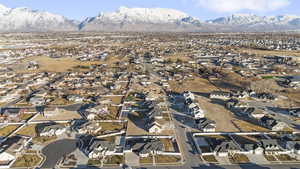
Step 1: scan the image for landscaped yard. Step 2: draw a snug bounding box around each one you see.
[0,125,19,137]
[229,154,250,164]
[275,154,298,161]
[140,155,153,164]
[155,155,181,164]
[104,155,124,165]
[202,155,218,163]
[12,154,42,167]
[160,138,174,152]
[98,122,124,131]
[87,159,101,166]
[264,155,277,161]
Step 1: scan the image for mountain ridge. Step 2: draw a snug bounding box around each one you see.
[0,4,300,32]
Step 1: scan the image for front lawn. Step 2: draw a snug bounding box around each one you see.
[202,155,218,163]
[87,159,101,166]
[140,155,153,164]
[264,155,277,161]
[275,154,298,161]
[155,155,181,164]
[229,154,250,164]
[104,155,124,165]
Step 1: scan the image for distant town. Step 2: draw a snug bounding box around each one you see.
[0,32,299,169]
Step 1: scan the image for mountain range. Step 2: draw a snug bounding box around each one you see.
[0,4,300,32]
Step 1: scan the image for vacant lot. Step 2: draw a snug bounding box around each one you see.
[169,77,218,94]
[32,109,81,121]
[237,48,300,57]
[232,119,269,132]
[196,96,239,132]
[16,56,102,73]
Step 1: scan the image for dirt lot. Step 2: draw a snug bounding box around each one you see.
[169,77,218,94]
[232,119,269,132]
[236,48,300,57]
[14,55,126,73]
[14,56,100,73]
[32,109,81,121]
[196,96,239,132]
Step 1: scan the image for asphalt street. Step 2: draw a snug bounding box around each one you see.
[41,139,77,168]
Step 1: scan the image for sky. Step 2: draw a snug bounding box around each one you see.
[0,0,299,21]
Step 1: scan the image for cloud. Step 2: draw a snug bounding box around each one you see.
[195,0,290,12]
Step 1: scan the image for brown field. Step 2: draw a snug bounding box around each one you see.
[15,56,102,73]
[32,109,81,121]
[237,48,300,57]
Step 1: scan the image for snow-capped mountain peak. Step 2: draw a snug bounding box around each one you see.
[0,4,10,14]
[79,7,202,31]
[0,3,77,32]
[209,13,300,26]
[94,6,190,24]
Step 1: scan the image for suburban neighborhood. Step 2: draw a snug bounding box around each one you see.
[0,31,299,169]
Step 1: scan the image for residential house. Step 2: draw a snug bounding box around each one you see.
[242,144,264,155]
[77,122,102,135]
[285,141,300,155]
[83,105,109,120]
[129,139,163,157]
[196,118,216,132]
[28,96,46,106]
[260,139,283,155]
[210,91,231,100]
[289,76,300,88]
[83,137,117,159]
[67,94,84,103]
[37,124,67,137]
[260,116,289,131]
[0,135,31,168]
[148,121,163,133]
[214,141,242,157]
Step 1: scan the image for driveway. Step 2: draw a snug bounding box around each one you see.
[41,139,77,168]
